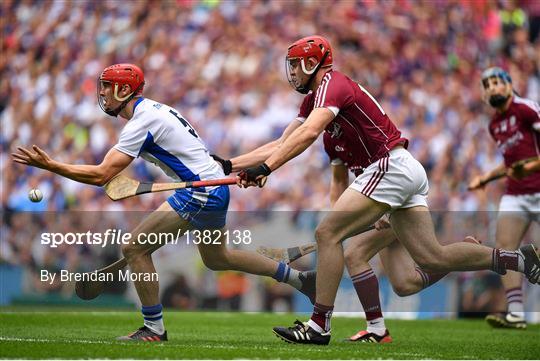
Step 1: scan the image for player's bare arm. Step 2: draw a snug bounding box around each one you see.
[265,108,334,171]
[229,119,302,172]
[508,158,540,179]
[12,146,133,186]
[468,163,506,190]
[237,108,334,188]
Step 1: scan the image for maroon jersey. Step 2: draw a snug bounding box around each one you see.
[324,135,363,175]
[297,70,407,170]
[489,96,540,195]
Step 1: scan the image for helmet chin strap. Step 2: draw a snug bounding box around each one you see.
[295,51,329,94]
[114,84,133,102]
[104,83,143,117]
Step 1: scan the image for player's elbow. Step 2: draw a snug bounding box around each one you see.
[95,163,121,186]
[94,178,108,187]
[302,128,320,143]
[94,172,114,187]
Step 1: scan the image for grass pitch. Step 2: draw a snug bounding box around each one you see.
[0,310,539,359]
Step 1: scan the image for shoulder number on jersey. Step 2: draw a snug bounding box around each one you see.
[169,109,199,138]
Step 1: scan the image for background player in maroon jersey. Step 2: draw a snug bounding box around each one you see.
[237,35,540,345]
[469,67,540,330]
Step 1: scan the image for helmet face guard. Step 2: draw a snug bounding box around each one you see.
[97,80,144,117]
[285,36,333,94]
[97,64,145,117]
[286,51,329,94]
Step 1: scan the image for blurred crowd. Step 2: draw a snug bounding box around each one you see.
[1,0,539,308]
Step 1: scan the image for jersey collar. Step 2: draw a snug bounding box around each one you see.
[133,97,144,112]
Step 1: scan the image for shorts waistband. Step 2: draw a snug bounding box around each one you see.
[363,146,409,172]
[388,146,408,156]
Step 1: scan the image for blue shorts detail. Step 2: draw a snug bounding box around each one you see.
[167,185,230,229]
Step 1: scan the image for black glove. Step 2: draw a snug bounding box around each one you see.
[211,154,232,175]
[238,163,272,187]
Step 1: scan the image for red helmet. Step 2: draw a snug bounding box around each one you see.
[98,64,145,116]
[99,63,145,99]
[287,35,332,68]
[286,35,333,94]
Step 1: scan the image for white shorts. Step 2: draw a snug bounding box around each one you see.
[349,148,429,210]
[498,193,540,223]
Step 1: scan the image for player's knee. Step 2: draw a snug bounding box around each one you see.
[315,223,338,245]
[392,284,416,297]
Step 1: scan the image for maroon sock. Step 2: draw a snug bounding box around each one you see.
[310,303,334,332]
[492,249,519,274]
[351,269,383,321]
[415,267,447,290]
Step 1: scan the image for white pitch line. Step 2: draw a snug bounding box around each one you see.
[0,311,134,316]
[0,336,449,357]
[0,336,272,351]
[0,336,128,346]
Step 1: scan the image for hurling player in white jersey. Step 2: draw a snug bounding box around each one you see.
[12,64,316,342]
[469,67,540,329]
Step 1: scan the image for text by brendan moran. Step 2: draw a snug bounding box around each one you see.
[40,270,158,284]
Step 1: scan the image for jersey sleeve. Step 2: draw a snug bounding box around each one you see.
[114,120,149,158]
[296,93,315,123]
[313,73,354,116]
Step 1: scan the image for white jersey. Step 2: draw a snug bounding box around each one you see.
[114,98,224,182]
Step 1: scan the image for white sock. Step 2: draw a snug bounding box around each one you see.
[506,286,525,318]
[285,268,302,289]
[273,263,302,289]
[144,318,165,335]
[366,317,386,336]
[307,319,325,334]
[142,304,165,335]
[508,303,525,318]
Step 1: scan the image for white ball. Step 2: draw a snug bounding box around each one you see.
[28,189,43,203]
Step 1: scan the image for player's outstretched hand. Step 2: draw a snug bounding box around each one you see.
[467,175,486,191]
[237,163,271,188]
[12,145,53,170]
[505,156,540,180]
[507,164,525,180]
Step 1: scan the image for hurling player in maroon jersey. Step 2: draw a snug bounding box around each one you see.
[236,35,540,345]
[214,108,481,343]
[469,67,540,330]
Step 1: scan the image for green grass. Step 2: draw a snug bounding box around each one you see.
[0,310,539,359]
